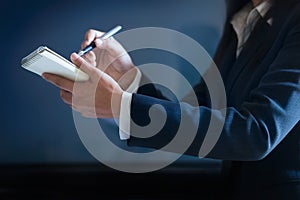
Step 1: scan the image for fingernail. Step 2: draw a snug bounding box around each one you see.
[71,52,80,60]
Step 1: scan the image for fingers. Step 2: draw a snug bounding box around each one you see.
[60,90,72,105]
[42,73,74,92]
[83,51,96,66]
[70,53,102,79]
[82,28,128,58]
[82,29,105,49]
[94,37,127,58]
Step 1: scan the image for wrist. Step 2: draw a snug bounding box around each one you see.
[111,89,123,118]
[118,67,139,91]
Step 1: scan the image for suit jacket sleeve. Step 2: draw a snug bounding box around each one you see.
[137,66,210,106]
[127,15,300,161]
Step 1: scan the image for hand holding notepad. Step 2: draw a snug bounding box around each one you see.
[21,25,122,82]
[21,46,89,81]
[21,25,133,119]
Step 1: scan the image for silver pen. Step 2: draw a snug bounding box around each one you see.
[78,25,122,56]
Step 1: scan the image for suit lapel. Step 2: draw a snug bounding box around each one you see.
[226,8,283,96]
[235,17,270,70]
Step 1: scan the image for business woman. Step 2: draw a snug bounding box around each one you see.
[43,0,300,198]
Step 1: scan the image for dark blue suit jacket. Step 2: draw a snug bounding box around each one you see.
[127,1,300,199]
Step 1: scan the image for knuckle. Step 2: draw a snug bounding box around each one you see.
[85,29,95,40]
[86,29,95,35]
[81,41,87,49]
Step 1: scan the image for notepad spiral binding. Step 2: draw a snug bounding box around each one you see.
[22,54,43,67]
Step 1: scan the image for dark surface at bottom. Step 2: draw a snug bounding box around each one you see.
[0,162,226,199]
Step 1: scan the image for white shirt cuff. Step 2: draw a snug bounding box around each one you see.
[119,92,133,140]
[118,68,141,140]
[125,68,142,93]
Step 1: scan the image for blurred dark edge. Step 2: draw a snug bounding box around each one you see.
[0,161,226,199]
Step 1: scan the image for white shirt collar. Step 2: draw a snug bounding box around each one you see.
[231,0,272,30]
[230,1,272,57]
[256,1,272,18]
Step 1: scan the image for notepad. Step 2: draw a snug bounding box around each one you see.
[21,46,89,81]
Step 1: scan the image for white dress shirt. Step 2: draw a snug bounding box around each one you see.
[231,1,271,56]
[118,0,272,140]
[118,69,141,140]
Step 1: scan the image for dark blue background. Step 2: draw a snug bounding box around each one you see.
[0,0,226,165]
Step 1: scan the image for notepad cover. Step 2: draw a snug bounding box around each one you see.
[21,46,89,81]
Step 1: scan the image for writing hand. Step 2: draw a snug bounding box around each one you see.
[81,29,138,90]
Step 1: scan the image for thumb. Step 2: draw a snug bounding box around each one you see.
[70,53,98,78]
